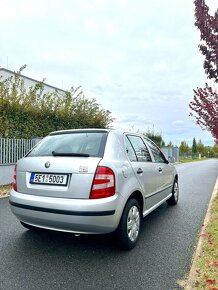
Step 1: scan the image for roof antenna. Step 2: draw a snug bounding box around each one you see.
[6,56,8,69]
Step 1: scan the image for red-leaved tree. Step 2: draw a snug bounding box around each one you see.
[190,0,218,144]
[190,83,218,141]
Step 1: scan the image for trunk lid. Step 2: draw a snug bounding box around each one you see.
[17,156,101,199]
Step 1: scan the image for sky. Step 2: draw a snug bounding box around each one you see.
[0,0,217,146]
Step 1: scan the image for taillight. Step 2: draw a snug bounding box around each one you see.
[90,166,115,199]
[12,164,17,191]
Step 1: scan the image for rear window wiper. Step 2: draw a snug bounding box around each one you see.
[52,151,90,157]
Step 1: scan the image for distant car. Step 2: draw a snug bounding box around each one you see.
[10,129,179,250]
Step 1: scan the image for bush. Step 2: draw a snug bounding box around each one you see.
[0,66,114,138]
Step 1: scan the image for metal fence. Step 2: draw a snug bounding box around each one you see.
[161,146,180,163]
[0,138,35,165]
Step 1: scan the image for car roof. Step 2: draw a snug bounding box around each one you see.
[49,128,151,140]
[49,128,112,136]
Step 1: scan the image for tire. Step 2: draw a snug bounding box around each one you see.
[20,221,38,231]
[116,198,141,250]
[167,179,179,205]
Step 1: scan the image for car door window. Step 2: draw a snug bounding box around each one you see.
[126,135,152,162]
[125,137,137,161]
[145,139,166,163]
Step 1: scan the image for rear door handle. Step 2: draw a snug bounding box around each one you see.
[158,167,163,173]
[137,168,143,174]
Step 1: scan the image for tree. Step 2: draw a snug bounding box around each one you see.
[213,144,218,157]
[144,128,165,147]
[190,0,218,144]
[192,137,197,154]
[190,84,218,143]
[204,145,214,158]
[194,0,218,81]
[179,141,189,155]
[197,139,205,155]
[167,141,174,147]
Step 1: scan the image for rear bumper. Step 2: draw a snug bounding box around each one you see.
[9,189,125,234]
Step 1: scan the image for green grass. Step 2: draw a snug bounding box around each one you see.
[193,195,218,289]
[179,158,209,163]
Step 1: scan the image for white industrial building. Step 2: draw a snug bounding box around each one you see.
[0,67,66,95]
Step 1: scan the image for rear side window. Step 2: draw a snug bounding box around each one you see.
[27,132,108,158]
[145,139,167,163]
[126,135,152,162]
[125,137,137,162]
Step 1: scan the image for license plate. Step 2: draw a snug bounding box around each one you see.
[30,173,68,186]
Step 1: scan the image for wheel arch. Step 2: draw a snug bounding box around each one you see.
[126,190,144,217]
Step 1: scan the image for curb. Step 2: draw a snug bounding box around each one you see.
[183,177,218,289]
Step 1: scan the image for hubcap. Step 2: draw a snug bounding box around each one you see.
[127,205,140,242]
[174,182,179,200]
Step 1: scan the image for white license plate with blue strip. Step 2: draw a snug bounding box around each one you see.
[30,173,68,186]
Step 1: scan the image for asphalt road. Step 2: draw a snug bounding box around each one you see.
[0,159,218,290]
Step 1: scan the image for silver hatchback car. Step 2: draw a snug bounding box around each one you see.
[10,129,179,249]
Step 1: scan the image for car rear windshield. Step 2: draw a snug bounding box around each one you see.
[27,132,108,158]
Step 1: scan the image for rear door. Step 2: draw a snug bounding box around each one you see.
[125,135,159,209]
[144,138,173,195]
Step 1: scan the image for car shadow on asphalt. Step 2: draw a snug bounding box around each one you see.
[12,201,179,256]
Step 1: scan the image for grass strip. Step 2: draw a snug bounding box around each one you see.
[193,195,218,289]
[0,184,12,198]
[179,158,209,163]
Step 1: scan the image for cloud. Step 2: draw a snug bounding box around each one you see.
[0,0,215,146]
[172,120,185,126]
